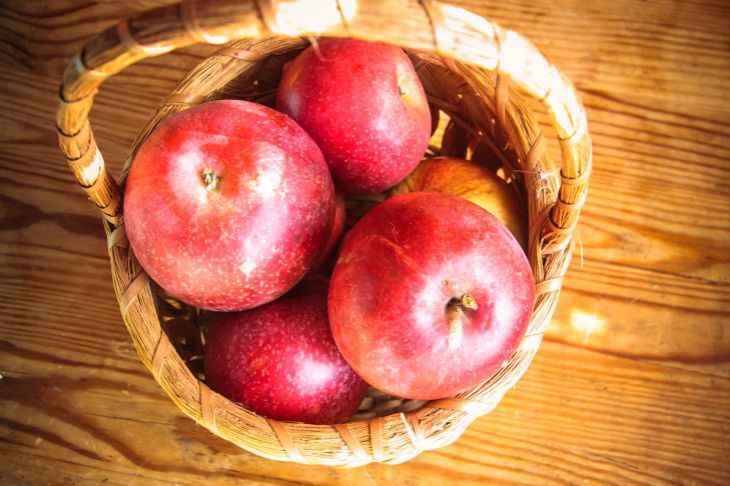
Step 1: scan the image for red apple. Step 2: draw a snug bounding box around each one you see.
[124,100,335,311]
[204,281,368,424]
[390,157,528,248]
[276,38,431,196]
[329,192,534,400]
[312,194,346,269]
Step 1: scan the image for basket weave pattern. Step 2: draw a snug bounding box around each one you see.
[56,0,590,467]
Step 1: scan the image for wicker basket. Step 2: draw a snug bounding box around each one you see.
[56,0,590,467]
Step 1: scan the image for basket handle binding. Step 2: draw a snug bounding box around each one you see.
[56,0,591,465]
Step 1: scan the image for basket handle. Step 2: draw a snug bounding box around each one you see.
[57,0,590,246]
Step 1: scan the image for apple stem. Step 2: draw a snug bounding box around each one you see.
[447,313,463,352]
[446,294,478,351]
[201,167,220,191]
[458,294,478,311]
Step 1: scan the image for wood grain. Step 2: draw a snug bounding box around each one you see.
[1,0,729,484]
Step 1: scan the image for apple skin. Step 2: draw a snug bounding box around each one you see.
[312,194,346,269]
[124,100,335,311]
[328,192,534,400]
[204,281,368,424]
[276,38,431,196]
[390,157,528,248]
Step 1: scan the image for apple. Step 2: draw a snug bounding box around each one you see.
[276,38,431,196]
[124,100,335,311]
[328,192,534,400]
[390,157,527,248]
[204,280,368,424]
[312,194,346,269]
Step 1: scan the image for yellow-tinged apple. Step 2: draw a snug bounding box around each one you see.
[390,156,527,248]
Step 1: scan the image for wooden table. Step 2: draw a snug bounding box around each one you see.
[1,0,729,484]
